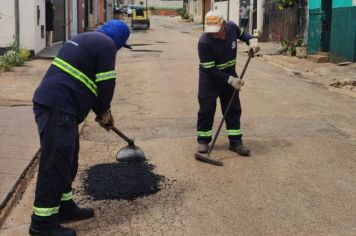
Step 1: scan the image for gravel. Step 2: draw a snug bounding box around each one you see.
[82,162,165,201]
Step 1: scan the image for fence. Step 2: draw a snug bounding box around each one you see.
[261,0,307,42]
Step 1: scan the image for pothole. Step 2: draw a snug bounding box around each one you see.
[82,162,166,201]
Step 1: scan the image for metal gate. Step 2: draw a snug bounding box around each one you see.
[261,0,307,42]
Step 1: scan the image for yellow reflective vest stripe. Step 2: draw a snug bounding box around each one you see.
[33,206,60,217]
[200,61,215,69]
[95,71,116,82]
[216,59,236,70]
[226,129,242,136]
[61,191,73,201]
[198,130,213,137]
[52,57,98,96]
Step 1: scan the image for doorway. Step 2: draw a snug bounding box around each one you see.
[52,0,66,43]
[320,0,332,52]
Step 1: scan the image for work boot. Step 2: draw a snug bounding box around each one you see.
[29,214,76,236]
[29,225,76,236]
[59,200,94,223]
[229,144,251,156]
[197,143,209,154]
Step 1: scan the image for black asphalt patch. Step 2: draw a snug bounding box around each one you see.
[83,162,165,201]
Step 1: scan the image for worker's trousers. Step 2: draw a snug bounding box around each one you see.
[197,83,243,146]
[32,103,79,225]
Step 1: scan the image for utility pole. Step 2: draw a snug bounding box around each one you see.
[14,0,20,49]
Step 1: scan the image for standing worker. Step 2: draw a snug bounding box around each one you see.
[239,1,250,31]
[197,11,259,156]
[29,20,132,236]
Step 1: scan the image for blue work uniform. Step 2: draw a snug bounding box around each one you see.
[31,31,119,227]
[197,21,252,146]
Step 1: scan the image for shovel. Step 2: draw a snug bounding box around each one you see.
[111,126,146,163]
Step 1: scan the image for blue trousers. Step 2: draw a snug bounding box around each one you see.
[197,83,242,146]
[33,103,79,214]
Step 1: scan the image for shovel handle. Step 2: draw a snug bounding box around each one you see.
[111,126,135,146]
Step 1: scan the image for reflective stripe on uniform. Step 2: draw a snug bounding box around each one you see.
[33,206,60,217]
[52,57,98,96]
[226,129,242,136]
[216,59,236,70]
[61,191,73,201]
[95,71,116,82]
[200,61,215,69]
[198,130,212,137]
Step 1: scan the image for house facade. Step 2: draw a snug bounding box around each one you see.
[308,0,356,62]
[0,0,46,54]
[0,0,115,55]
[187,0,265,36]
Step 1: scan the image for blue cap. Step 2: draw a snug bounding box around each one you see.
[97,20,131,50]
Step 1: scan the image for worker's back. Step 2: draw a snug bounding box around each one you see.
[33,32,117,123]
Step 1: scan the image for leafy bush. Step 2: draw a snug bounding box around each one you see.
[274,0,296,10]
[176,7,190,20]
[182,12,190,20]
[281,38,303,56]
[0,46,31,73]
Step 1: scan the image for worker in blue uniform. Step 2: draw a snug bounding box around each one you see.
[29,20,131,236]
[197,11,259,156]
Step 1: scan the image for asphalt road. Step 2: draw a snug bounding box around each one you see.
[1,16,356,236]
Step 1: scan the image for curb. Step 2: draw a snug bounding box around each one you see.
[0,120,86,227]
[0,149,40,227]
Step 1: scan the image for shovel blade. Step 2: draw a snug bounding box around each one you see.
[116,145,146,163]
[195,153,223,166]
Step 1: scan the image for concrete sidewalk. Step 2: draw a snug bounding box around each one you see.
[0,59,51,226]
[0,44,61,224]
[0,106,39,224]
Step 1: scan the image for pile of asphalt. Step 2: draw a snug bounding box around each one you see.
[83,162,165,201]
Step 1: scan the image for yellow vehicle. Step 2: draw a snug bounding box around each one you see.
[131,6,150,30]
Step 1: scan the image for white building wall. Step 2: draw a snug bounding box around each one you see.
[0,0,45,53]
[193,0,203,23]
[256,0,264,36]
[0,1,16,48]
[188,0,195,17]
[213,1,228,20]
[228,0,239,25]
[19,0,46,54]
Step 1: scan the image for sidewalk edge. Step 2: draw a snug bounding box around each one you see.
[0,149,40,227]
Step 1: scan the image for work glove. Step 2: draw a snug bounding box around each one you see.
[248,39,260,57]
[95,109,114,131]
[228,76,244,90]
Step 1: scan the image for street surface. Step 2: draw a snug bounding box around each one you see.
[1,16,356,235]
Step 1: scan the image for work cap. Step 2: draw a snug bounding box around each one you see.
[97,20,132,50]
[204,11,224,33]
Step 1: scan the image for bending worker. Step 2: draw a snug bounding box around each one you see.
[197,11,259,156]
[30,20,131,236]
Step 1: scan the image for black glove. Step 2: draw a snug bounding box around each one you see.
[95,109,114,131]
